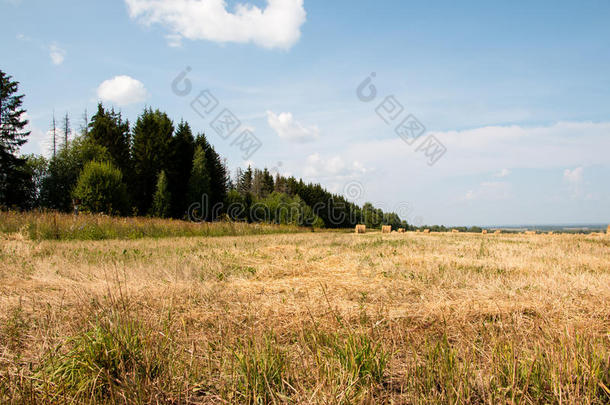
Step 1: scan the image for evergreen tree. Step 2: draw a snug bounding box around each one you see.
[274,173,287,194]
[151,170,171,218]
[261,168,274,197]
[195,133,228,218]
[0,70,31,207]
[238,166,253,195]
[166,121,195,218]
[131,108,173,215]
[88,103,131,174]
[187,145,210,219]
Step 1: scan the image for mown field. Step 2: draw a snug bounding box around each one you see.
[1,227,609,403]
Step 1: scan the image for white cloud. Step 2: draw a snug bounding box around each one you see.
[563,167,583,184]
[495,168,511,177]
[125,0,307,49]
[563,166,585,198]
[49,43,66,65]
[462,181,511,201]
[267,110,319,143]
[97,75,149,106]
[338,121,609,178]
[303,153,368,179]
[165,34,183,48]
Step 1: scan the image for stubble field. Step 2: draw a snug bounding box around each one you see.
[1,229,609,403]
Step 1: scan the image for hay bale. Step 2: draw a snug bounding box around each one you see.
[525,231,536,235]
[548,231,554,235]
[451,229,459,233]
[423,229,430,234]
[482,229,488,234]
[398,228,405,233]
[494,230,501,235]
[355,224,366,234]
[381,225,392,234]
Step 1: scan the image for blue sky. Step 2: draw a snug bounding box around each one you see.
[2,0,609,226]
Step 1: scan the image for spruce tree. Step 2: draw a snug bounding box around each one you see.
[261,168,274,197]
[195,133,228,218]
[131,108,173,215]
[0,70,31,207]
[166,121,195,218]
[187,145,210,219]
[238,166,253,195]
[88,103,130,174]
[151,170,171,218]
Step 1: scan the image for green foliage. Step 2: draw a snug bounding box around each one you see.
[151,170,171,218]
[226,189,248,221]
[0,70,31,208]
[72,161,129,215]
[35,312,166,402]
[23,154,48,208]
[330,333,388,385]
[87,103,131,174]
[195,133,228,219]
[131,108,174,215]
[166,121,195,218]
[187,145,210,219]
[41,136,111,211]
[234,335,291,404]
[4,86,407,229]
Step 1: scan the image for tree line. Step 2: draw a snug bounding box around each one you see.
[0,70,407,229]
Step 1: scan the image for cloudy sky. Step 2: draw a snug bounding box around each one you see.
[2,0,609,226]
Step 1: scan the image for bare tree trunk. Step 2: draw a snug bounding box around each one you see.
[51,111,57,158]
[62,112,70,149]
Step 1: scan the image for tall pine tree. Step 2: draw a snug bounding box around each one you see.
[88,103,131,174]
[0,70,31,207]
[166,121,195,218]
[187,145,210,220]
[195,133,228,219]
[131,108,173,215]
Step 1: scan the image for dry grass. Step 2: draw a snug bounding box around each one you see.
[1,230,609,403]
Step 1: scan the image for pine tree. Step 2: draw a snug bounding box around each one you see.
[261,168,274,197]
[238,166,253,195]
[0,70,31,207]
[187,145,210,220]
[88,103,131,174]
[131,108,173,215]
[274,173,287,194]
[195,133,228,218]
[166,121,195,218]
[151,170,171,218]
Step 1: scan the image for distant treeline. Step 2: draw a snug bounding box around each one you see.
[1,70,407,229]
